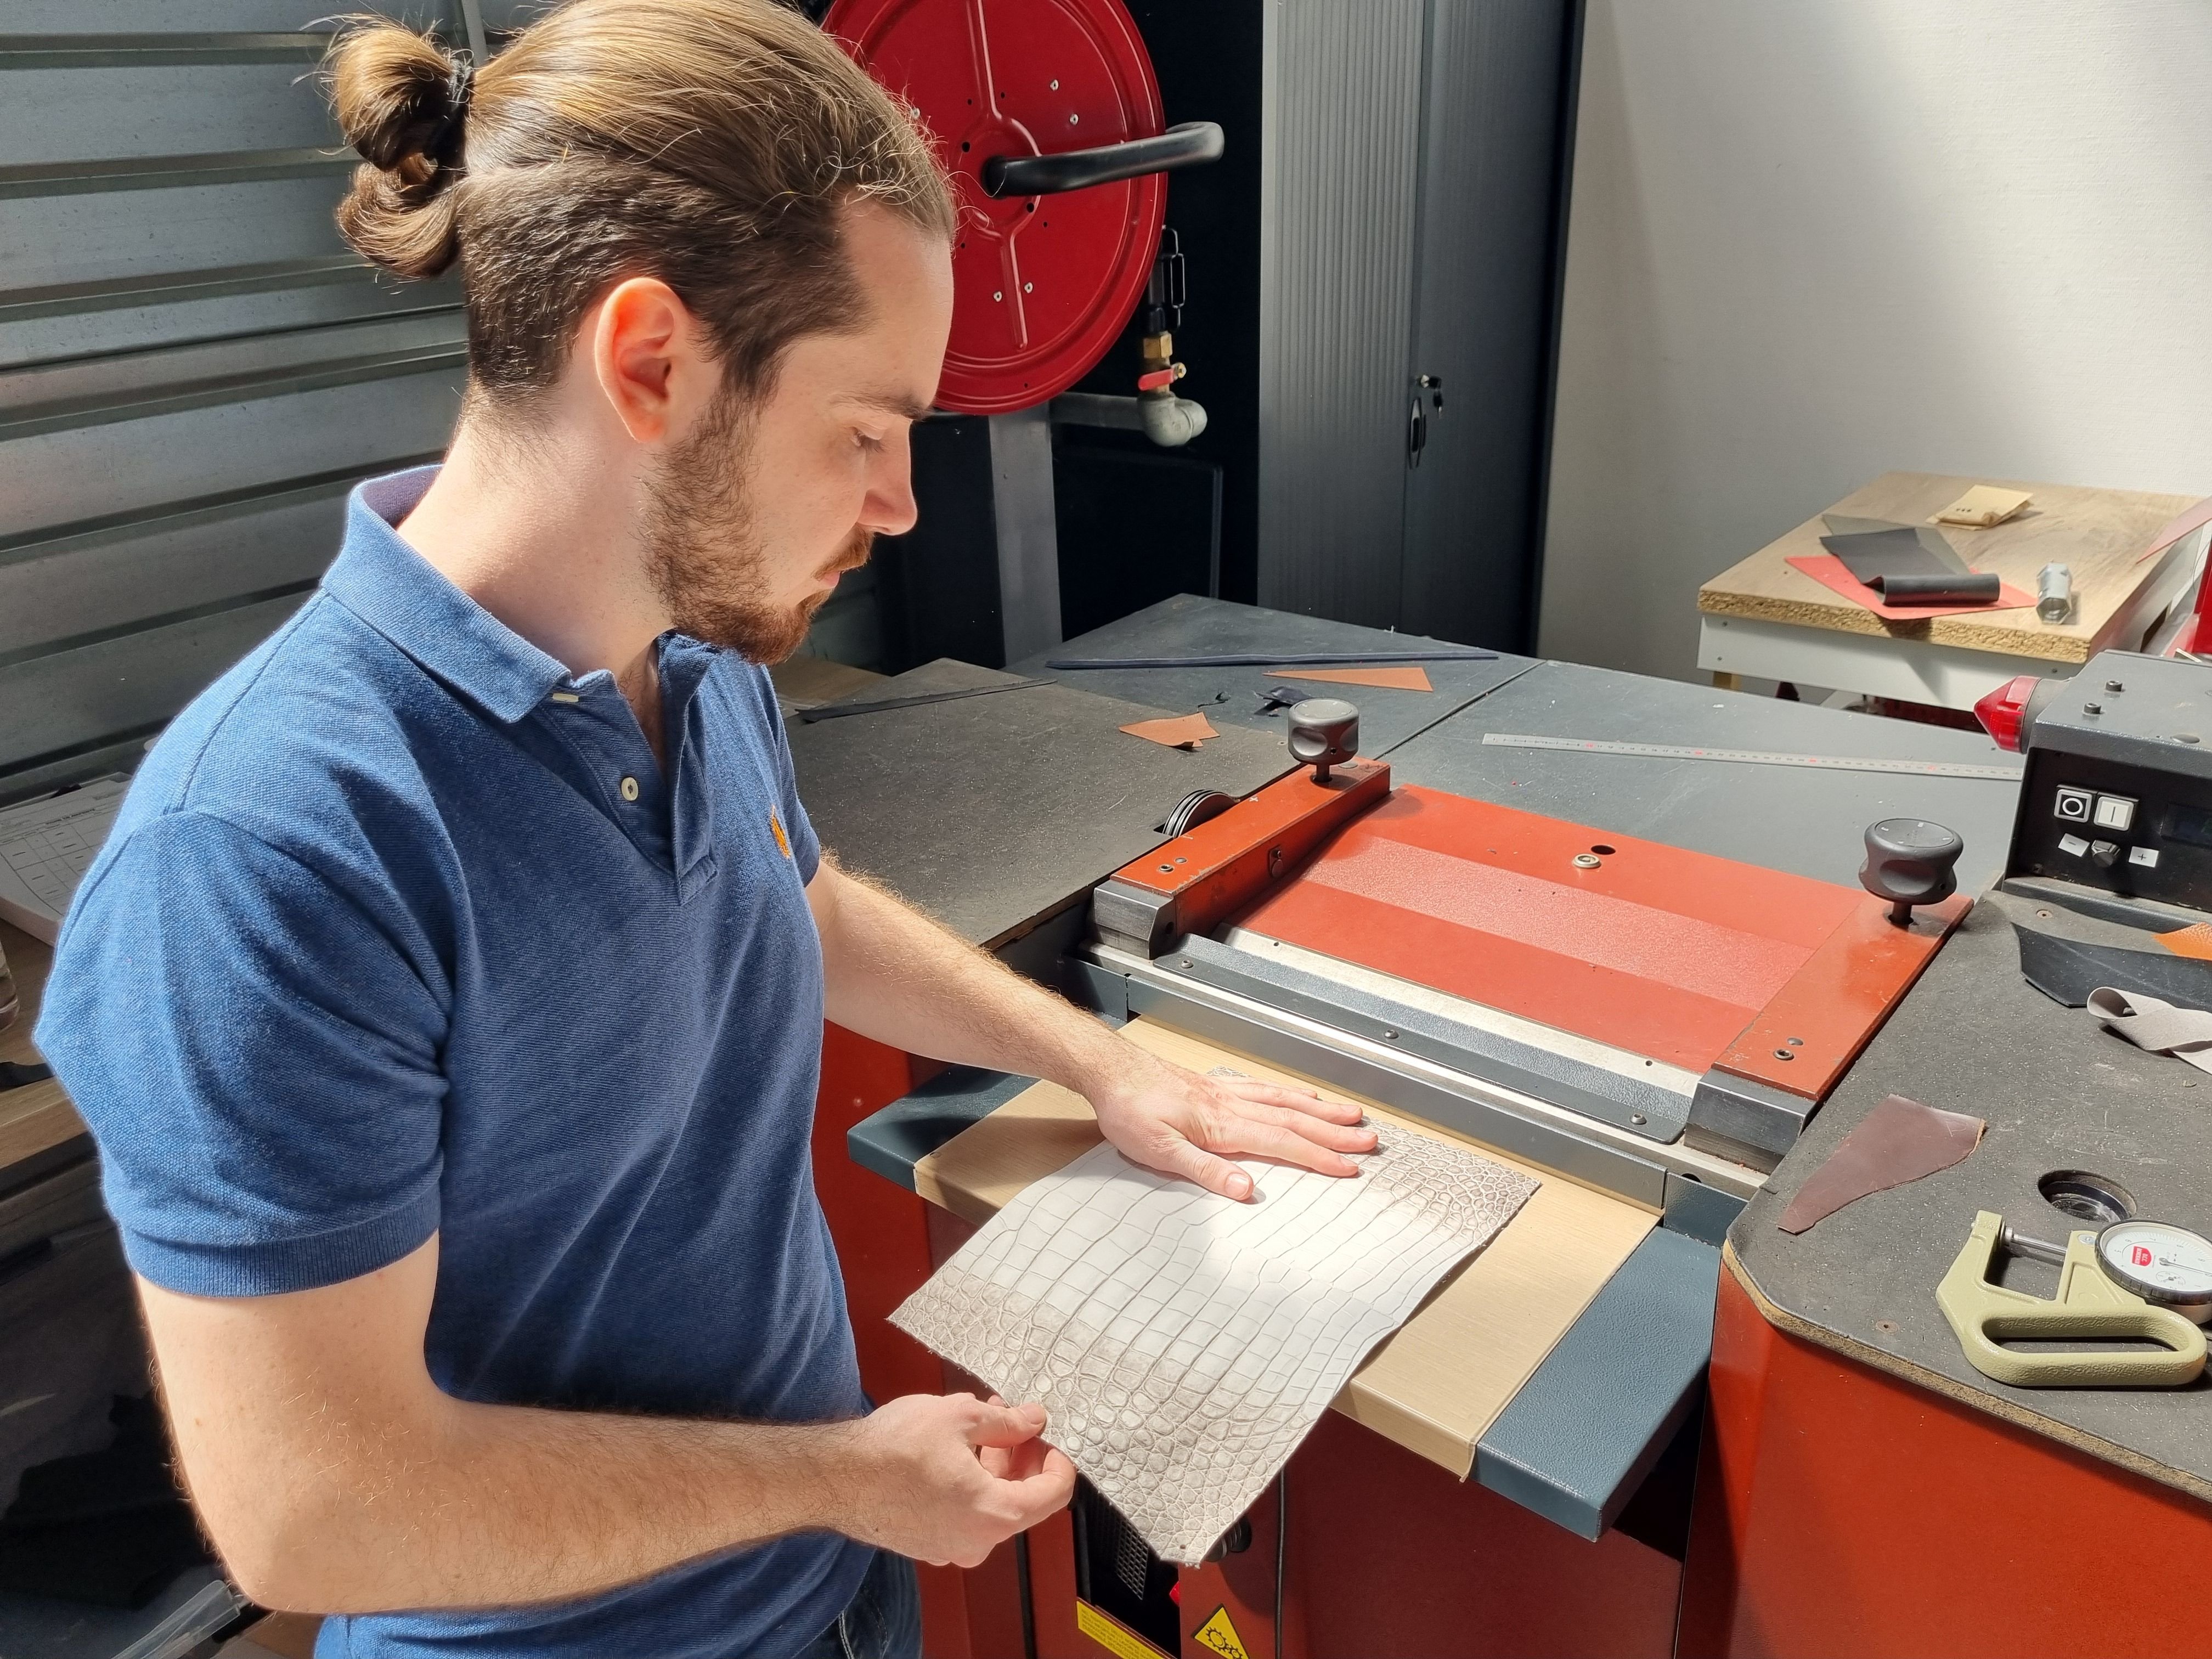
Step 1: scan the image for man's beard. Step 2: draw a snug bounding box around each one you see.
[639,392,872,664]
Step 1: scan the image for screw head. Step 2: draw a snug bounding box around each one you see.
[2106,680,2125,692]
[1069,112,1080,125]
[1572,853,1602,869]
[1629,1113,1647,1126]
[992,290,1003,302]
[1773,1047,1796,1061]
[2084,702,2103,715]
[1024,282,1034,292]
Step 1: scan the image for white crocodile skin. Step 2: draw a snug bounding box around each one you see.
[892,1121,1539,1563]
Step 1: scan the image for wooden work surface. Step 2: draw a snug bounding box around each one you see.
[1699,472,2203,664]
[910,1017,1656,1480]
[0,919,86,1188]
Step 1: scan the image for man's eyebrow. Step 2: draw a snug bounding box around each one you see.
[848,390,935,421]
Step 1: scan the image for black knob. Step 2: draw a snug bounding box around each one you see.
[1288,698,1359,783]
[1860,818,1964,926]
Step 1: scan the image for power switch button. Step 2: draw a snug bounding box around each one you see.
[2093,795,2137,832]
[2054,787,2092,822]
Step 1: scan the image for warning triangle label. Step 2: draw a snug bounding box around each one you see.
[1193,1605,1252,1659]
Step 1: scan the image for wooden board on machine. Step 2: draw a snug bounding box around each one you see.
[1698,471,2204,663]
[910,1017,1655,1480]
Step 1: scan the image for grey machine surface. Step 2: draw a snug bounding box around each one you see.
[1732,889,2212,1505]
[787,656,1293,951]
[816,598,2033,1545]
[1728,646,2212,1508]
[1386,658,2022,893]
[1014,592,1538,752]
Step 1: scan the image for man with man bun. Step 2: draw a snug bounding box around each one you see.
[35,3,1372,1656]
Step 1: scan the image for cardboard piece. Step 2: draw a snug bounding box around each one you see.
[1776,1092,1983,1234]
[1786,554,2034,620]
[1261,665,1435,692]
[1120,712,1220,749]
[1933,485,2033,528]
[911,1018,1655,1479]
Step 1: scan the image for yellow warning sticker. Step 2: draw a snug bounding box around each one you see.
[1075,1600,1174,1659]
[1194,1605,1252,1659]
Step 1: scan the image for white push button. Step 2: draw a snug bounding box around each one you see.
[2057,833,2090,857]
[2092,794,2136,831]
[2130,845,2160,868]
[2053,787,2091,822]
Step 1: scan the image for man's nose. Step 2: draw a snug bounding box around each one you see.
[857,438,920,538]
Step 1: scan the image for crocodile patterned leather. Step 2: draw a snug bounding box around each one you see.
[893,1122,1538,1562]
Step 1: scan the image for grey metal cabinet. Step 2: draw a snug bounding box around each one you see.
[1257,0,1581,650]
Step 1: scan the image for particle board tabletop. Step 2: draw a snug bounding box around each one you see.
[1698,472,2204,665]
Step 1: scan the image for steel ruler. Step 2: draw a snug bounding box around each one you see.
[1481,732,2023,781]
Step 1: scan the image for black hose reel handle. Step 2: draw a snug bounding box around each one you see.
[981,120,1225,198]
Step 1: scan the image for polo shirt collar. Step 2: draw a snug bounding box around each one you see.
[321,466,571,724]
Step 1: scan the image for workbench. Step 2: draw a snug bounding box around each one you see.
[793,595,2030,1659]
[1696,472,2206,710]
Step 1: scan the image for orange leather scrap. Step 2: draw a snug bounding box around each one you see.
[2157,923,2212,962]
[1262,665,1434,692]
[1119,712,1218,749]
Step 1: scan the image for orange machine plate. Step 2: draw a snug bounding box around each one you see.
[1239,787,1903,1081]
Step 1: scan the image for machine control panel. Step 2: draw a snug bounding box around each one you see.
[2005,651,2212,912]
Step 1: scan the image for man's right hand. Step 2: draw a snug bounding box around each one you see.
[830,1393,1076,1567]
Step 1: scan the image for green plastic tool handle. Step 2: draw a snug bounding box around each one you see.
[1937,1211,2207,1388]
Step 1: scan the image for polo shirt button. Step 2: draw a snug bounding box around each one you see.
[619,776,640,802]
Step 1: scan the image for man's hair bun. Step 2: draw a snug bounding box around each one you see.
[325,18,471,280]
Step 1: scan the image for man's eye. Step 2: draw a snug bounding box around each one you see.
[854,430,886,454]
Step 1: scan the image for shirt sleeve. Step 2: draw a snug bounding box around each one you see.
[36,810,449,1297]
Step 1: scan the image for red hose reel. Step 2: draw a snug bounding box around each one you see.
[825,0,1218,414]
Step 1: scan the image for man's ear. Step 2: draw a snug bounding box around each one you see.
[588,277,708,445]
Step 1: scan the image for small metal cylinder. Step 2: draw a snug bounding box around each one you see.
[2037,562,2074,623]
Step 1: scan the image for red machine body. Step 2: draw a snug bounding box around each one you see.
[815,754,1981,1657]
[825,0,1169,413]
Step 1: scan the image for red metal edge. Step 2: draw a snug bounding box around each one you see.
[1109,760,1391,940]
[1710,891,1972,1100]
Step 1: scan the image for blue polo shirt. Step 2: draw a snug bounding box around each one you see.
[37,468,872,1658]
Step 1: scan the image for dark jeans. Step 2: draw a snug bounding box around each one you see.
[795,1549,921,1659]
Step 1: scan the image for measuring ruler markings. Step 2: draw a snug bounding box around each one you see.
[1480,732,2023,781]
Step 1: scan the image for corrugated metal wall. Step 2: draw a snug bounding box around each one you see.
[0,5,516,805]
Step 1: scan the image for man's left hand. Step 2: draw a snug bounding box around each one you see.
[1083,1048,1378,1200]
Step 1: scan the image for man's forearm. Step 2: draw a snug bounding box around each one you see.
[812,861,1132,1093]
[194,1375,851,1612]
